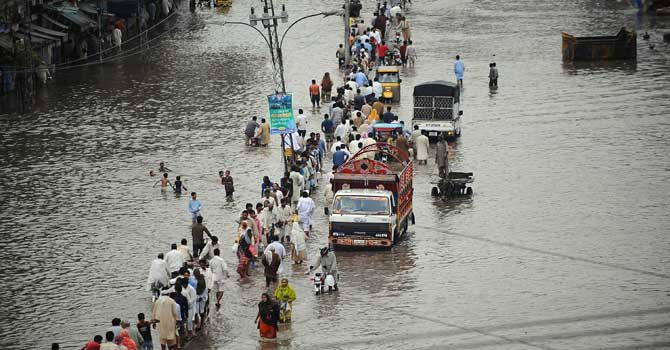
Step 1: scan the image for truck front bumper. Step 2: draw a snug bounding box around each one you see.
[329,236,393,248]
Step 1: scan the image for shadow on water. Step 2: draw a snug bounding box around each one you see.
[562,59,638,75]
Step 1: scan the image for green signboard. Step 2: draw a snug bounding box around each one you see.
[267,93,296,135]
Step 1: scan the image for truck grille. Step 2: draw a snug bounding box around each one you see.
[330,222,390,237]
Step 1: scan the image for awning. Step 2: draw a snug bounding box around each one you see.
[42,14,70,31]
[46,5,97,30]
[79,2,116,17]
[20,28,62,43]
[0,35,13,50]
[13,32,47,45]
[30,23,68,40]
[61,11,98,29]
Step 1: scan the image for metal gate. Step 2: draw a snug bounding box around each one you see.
[413,96,454,120]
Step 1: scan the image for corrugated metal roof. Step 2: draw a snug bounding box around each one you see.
[0,35,13,50]
[30,23,68,38]
[42,14,70,30]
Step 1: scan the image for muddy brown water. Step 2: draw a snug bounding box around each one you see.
[1,0,670,349]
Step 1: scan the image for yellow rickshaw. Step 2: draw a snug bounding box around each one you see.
[375,66,401,103]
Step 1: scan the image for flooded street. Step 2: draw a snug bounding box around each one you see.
[1,0,670,349]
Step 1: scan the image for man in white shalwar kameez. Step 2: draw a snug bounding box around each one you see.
[415,130,430,164]
[289,166,305,209]
[276,199,293,242]
[296,191,316,236]
[147,253,170,291]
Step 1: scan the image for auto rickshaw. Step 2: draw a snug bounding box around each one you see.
[375,66,401,103]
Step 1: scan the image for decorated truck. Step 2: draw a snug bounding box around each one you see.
[328,143,414,248]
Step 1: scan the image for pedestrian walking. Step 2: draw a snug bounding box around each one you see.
[165,243,184,278]
[309,80,320,108]
[336,44,346,68]
[236,229,254,278]
[436,135,449,178]
[290,215,307,264]
[255,293,280,340]
[152,293,178,350]
[245,116,260,145]
[188,192,203,224]
[136,313,155,350]
[261,247,281,288]
[209,248,229,307]
[489,62,499,88]
[296,191,315,236]
[406,40,417,67]
[260,118,271,146]
[191,216,212,259]
[296,109,307,138]
[321,73,333,104]
[416,130,430,164]
[221,170,234,197]
[274,278,296,323]
[454,55,465,88]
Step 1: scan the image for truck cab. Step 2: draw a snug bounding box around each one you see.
[328,143,413,249]
[330,189,397,247]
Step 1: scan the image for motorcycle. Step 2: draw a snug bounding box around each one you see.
[311,271,324,295]
[309,269,337,295]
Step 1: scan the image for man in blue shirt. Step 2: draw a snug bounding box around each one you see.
[355,70,368,88]
[454,54,465,88]
[188,192,203,224]
[321,114,334,148]
[332,146,350,168]
[316,133,327,163]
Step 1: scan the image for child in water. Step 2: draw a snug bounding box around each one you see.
[153,173,174,191]
[174,176,188,194]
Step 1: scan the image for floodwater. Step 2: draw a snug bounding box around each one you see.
[1,0,670,349]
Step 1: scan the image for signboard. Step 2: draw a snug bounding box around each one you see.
[267,93,295,135]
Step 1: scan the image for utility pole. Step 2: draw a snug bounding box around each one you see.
[344,0,350,68]
[97,0,102,64]
[137,0,142,51]
[220,6,338,171]
[269,0,286,94]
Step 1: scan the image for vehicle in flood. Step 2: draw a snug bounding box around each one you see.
[375,66,401,103]
[329,143,414,248]
[411,80,462,142]
[562,27,637,61]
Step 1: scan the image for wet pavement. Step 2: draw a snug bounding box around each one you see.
[1,0,670,349]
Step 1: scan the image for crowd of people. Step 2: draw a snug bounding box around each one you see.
[56,1,464,349]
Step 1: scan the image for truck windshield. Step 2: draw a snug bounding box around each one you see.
[332,196,390,215]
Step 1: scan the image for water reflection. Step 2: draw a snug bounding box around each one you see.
[562,59,638,74]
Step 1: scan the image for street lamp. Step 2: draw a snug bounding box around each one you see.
[280,4,288,23]
[261,7,270,27]
[249,7,258,26]
[206,2,340,170]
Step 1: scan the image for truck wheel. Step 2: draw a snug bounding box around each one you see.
[466,187,473,195]
[431,187,439,197]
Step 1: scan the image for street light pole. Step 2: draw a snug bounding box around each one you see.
[344,0,351,68]
[208,7,339,171]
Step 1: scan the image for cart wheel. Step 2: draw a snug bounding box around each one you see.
[410,212,416,225]
[431,187,439,197]
[466,187,473,195]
